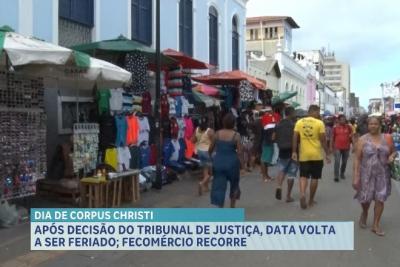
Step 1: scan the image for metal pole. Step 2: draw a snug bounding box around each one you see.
[154,0,162,189]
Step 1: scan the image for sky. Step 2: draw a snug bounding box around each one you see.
[246,0,400,108]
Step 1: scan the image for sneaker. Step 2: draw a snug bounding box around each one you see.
[340,174,346,180]
[275,188,282,200]
[334,178,339,182]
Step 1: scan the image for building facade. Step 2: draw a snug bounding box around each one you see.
[0,0,248,71]
[323,52,351,115]
[246,16,299,56]
[246,16,315,109]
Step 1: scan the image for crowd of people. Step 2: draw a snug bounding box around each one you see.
[190,104,396,237]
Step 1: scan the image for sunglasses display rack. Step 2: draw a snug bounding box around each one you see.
[0,72,46,200]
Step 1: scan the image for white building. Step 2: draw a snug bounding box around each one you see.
[0,0,248,72]
[246,16,316,109]
[316,83,337,115]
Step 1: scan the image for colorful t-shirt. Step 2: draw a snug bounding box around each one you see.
[126,115,140,146]
[138,116,150,145]
[104,148,118,171]
[109,88,124,111]
[294,117,326,162]
[97,89,111,115]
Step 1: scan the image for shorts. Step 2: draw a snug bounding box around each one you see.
[278,158,298,179]
[197,150,212,167]
[261,144,274,164]
[299,161,324,179]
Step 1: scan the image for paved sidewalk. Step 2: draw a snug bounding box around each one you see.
[1,158,400,267]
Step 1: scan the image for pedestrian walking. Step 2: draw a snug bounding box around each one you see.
[192,116,214,195]
[331,115,353,182]
[274,107,298,202]
[353,116,396,236]
[249,110,263,170]
[209,113,242,208]
[261,106,277,182]
[292,105,331,209]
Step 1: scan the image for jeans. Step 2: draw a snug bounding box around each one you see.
[334,149,350,178]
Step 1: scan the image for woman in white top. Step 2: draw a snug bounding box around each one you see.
[192,116,214,195]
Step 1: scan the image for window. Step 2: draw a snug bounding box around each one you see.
[59,0,94,27]
[265,28,269,39]
[274,27,278,38]
[209,7,218,66]
[179,0,193,56]
[232,16,239,70]
[249,29,254,40]
[254,29,259,40]
[269,27,273,39]
[285,82,289,91]
[131,0,152,46]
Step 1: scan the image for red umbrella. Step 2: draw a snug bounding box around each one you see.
[163,48,211,69]
[192,70,266,90]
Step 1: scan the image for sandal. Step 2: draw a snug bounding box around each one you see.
[300,196,307,209]
[359,213,367,229]
[286,197,294,203]
[371,228,385,237]
[275,188,282,200]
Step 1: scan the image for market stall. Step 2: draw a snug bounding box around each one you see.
[0,26,131,202]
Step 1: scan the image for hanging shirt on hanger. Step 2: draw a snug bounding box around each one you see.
[97,89,111,115]
[142,92,152,114]
[184,117,194,139]
[109,88,124,111]
[104,148,118,171]
[117,146,131,172]
[115,115,128,147]
[138,116,150,145]
[168,97,176,116]
[170,139,180,162]
[126,114,140,146]
[176,118,186,139]
[99,113,116,151]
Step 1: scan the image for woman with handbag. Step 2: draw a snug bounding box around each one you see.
[353,116,396,236]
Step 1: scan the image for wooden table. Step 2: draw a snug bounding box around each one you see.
[80,177,107,208]
[80,170,140,208]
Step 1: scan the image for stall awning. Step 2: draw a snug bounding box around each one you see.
[192,89,221,107]
[0,26,131,88]
[192,70,266,90]
[162,49,211,69]
[272,91,298,105]
[72,35,177,67]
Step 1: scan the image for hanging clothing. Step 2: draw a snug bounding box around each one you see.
[161,94,169,118]
[126,115,140,146]
[124,52,148,95]
[140,144,151,168]
[104,148,118,171]
[129,146,141,170]
[147,115,156,145]
[109,88,124,111]
[142,92,152,114]
[138,116,150,145]
[115,115,128,147]
[175,96,183,118]
[176,118,186,139]
[239,80,254,102]
[97,89,111,115]
[185,138,195,159]
[168,97,177,116]
[170,139,180,162]
[117,146,131,172]
[184,117,194,140]
[170,117,180,139]
[99,113,116,151]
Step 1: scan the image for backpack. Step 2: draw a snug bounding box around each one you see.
[275,119,294,150]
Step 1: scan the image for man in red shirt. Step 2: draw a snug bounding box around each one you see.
[331,114,353,182]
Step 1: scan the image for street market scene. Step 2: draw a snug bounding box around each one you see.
[1,0,400,266]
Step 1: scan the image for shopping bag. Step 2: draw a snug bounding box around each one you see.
[390,157,400,181]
